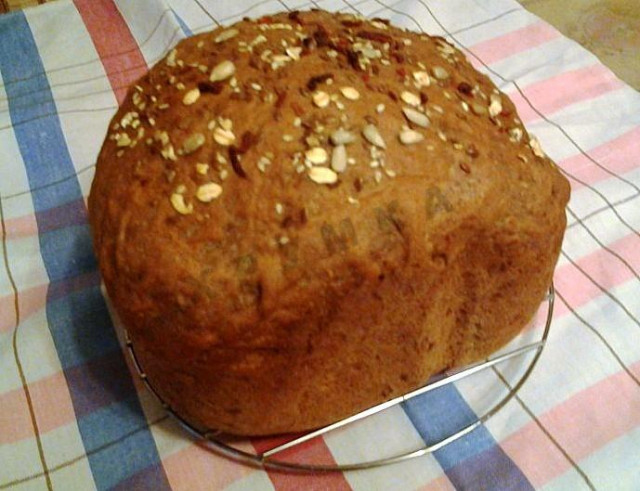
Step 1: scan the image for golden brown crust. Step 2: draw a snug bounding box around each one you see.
[88,10,570,435]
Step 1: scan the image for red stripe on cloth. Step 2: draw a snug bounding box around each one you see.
[73,0,147,104]
[501,360,640,488]
[252,436,352,490]
[469,22,560,66]
[560,127,640,190]
[508,64,625,124]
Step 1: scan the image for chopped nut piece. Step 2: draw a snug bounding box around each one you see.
[183,132,205,154]
[283,134,294,142]
[471,102,488,116]
[115,133,132,147]
[218,117,233,131]
[340,86,360,100]
[529,135,546,158]
[376,103,386,113]
[215,28,239,43]
[196,182,223,202]
[166,48,177,67]
[347,196,360,205]
[399,128,424,145]
[489,94,503,118]
[161,144,177,161]
[509,127,524,143]
[331,144,347,173]
[312,90,330,108]
[182,88,201,105]
[170,193,193,215]
[275,203,284,215]
[330,128,356,146]
[286,47,302,60]
[210,60,236,82]
[402,107,430,128]
[413,71,431,87]
[213,127,236,146]
[196,163,209,175]
[401,91,421,107]
[308,166,338,184]
[432,66,450,80]
[305,147,328,165]
[362,124,386,148]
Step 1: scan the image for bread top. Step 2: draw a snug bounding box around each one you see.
[89,10,569,355]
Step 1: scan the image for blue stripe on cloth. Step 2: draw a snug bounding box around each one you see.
[403,384,533,490]
[0,12,170,491]
[171,8,193,37]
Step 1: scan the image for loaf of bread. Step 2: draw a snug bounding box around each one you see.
[88,9,570,436]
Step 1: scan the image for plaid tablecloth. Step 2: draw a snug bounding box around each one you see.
[1,1,639,489]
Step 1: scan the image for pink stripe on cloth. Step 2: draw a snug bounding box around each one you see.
[3,213,38,239]
[162,442,256,491]
[559,127,640,190]
[0,372,74,444]
[73,0,148,104]
[416,475,456,491]
[1,271,100,333]
[500,360,640,488]
[0,384,34,444]
[554,231,640,318]
[0,284,47,333]
[468,22,560,66]
[507,64,626,124]
[252,436,352,490]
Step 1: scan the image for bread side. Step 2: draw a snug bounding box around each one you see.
[88,10,570,435]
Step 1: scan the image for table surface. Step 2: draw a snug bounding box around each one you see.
[1,0,639,91]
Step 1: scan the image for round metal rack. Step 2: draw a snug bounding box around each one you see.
[124,284,555,472]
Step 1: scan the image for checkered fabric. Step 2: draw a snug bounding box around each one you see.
[1,1,639,489]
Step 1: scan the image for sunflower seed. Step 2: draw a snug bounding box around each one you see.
[362,124,386,148]
[308,166,338,184]
[401,91,421,107]
[305,147,328,165]
[340,86,360,100]
[399,128,424,145]
[330,128,356,145]
[432,66,450,80]
[402,107,430,128]
[331,144,347,173]
[215,28,239,43]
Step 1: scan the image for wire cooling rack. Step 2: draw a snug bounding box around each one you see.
[124,284,554,472]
